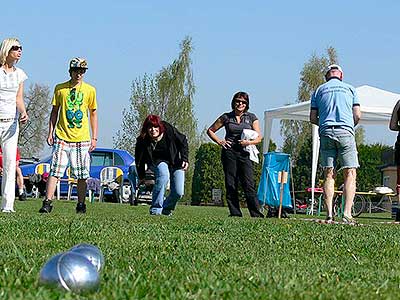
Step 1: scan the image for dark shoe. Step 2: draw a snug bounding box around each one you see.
[19,191,27,201]
[266,206,278,218]
[395,211,400,222]
[39,199,53,213]
[280,210,289,219]
[326,216,334,224]
[76,202,86,214]
[250,211,265,218]
[161,209,173,217]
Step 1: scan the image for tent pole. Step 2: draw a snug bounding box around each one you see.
[290,157,296,215]
[311,124,320,215]
[263,112,273,154]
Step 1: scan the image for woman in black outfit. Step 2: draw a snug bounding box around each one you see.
[135,115,189,216]
[207,91,264,217]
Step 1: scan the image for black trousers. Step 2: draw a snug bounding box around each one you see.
[221,148,264,218]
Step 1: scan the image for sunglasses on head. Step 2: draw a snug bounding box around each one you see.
[10,45,22,51]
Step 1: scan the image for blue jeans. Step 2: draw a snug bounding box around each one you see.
[320,128,359,170]
[127,165,137,197]
[150,162,185,215]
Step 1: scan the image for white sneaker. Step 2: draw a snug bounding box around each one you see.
[1,208,15,213]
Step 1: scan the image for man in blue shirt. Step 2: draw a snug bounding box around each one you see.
[309,64,361,224]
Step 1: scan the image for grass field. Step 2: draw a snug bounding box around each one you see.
[1,199,400,300]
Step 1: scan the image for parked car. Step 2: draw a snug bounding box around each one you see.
[20,147,135,202]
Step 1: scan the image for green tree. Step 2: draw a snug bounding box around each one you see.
[291,134,315,191]
[355,143,390,191]
[19,83,51,158]
[191,143,224,205]
[114,36,199,200]
[355,126,365,146]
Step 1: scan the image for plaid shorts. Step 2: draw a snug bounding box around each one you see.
[50,137,91,179]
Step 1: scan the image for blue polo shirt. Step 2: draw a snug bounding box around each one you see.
[310,77,360,135]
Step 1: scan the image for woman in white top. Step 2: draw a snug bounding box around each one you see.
[0,38,28,213]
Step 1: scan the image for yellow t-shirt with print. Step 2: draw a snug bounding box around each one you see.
[52,81,97,142]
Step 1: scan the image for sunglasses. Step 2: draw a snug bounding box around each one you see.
[71,68,86,74]
[10,45,22,51]
[235,100,247,105]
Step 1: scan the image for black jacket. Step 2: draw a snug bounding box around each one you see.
[135,121,189,180]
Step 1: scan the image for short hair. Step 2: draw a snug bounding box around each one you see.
[0,38,21,66]
[140,115,166,139]
[231,91,250,111]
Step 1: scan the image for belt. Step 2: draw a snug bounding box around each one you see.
[0,118,15,122]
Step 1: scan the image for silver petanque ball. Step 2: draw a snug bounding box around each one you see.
[69,243,105,272]
[39,252,100,293]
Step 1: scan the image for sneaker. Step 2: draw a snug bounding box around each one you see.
[39,199,53,213]
[19,191,27,201]
[342,215,358,225]
[1,208,15,213]
[326,216,335,224]
[76,202,86,214]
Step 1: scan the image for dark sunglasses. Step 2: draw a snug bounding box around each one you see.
[71,68,86,74]
[235,100,247,105]
[10,45,22,51]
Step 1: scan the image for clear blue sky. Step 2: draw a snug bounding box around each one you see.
[4,0,400,150]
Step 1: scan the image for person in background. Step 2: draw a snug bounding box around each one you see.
[0,147,26,200]
[309,64,361,225]
[0,38,29,213]
[207,91,264,218]
[135,115,189,216]
[389,99,400,221]
[39,57,98,214]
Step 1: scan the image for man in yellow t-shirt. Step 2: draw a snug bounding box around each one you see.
[39,57,98,214]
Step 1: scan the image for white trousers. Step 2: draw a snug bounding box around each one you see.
[0,120,19,211]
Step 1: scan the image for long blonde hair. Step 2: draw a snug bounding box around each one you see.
[0,38,21,66]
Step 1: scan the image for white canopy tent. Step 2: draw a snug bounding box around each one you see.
[262,85,400,213]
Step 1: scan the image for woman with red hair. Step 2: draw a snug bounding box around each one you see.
[135,115,189,215]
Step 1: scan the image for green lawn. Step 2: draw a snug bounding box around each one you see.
[1,199,400,300]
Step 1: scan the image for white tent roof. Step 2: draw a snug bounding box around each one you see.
[262,85,400,213]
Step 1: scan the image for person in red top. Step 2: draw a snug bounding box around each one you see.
[0,147,26,200]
